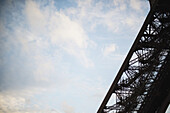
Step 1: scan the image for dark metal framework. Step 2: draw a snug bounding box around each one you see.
[97,0,170,113]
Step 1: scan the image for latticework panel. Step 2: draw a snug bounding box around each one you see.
[97,0,170,113]
[104,10,170,113]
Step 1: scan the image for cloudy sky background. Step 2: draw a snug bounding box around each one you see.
[0,0,169,113]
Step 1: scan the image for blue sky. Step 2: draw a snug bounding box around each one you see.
[1,0,169,113]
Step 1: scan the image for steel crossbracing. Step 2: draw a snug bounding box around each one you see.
[97,0,170,113]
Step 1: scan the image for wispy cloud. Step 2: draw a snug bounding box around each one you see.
[0,88,60,113]
[24,0,94,67]
[0,0,150,113]
[0,0,95,89]
[0,0,96,112]
[130,0,146,12]
[103,44,116,56]
[62,102,75,113]
[64,0,149,33]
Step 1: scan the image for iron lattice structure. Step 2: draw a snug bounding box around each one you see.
[97,0,170,113]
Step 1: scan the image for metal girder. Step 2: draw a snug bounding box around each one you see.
[97,0,170,113]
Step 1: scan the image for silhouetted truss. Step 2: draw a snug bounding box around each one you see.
[104,11,170,113]
[97,0,170,113]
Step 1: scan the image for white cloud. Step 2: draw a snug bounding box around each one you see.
[0,0,95,99]
[0,0,150,113]
[62,102,75,113]
[113,0,127,10]
[0,88,60,113]
[0,94,26,113]
[49,13,88,48]
[25,0,46,34]
[24,0,94,68]
[47,11,94,67]
[0,1,98,111]
[122,13,145,31]
[64,0,149,33]
[130,0,145,12]
[33,55,56,82]
[103,44,116,56]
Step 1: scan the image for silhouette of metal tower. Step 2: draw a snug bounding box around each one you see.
[97,0,170,113]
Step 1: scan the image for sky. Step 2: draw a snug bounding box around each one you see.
[0,0,169,113]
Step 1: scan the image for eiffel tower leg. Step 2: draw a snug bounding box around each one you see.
[97,0,170,113]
